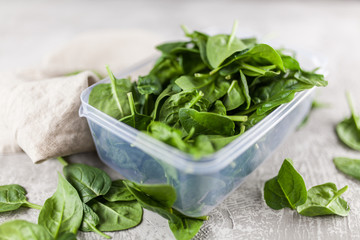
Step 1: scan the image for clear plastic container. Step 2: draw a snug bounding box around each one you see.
[79,53,321,217]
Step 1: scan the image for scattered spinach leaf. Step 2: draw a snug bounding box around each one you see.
[80,203,111,239]
[334,157,360,181]
[264,159,307,210]
[38,173,83,238]
[103,180,136,202]
[0,220,53,240]
[336,92,360,151]
[0,184,42,213]
[88,199,143,231]
[297,183,350,217]
[63,161,112,203]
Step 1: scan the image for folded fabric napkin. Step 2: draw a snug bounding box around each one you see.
[0,29,162,163]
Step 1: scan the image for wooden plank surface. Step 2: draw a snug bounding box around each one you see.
[1,1,360,239]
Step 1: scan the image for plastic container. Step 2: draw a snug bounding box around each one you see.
[79,52,321,217]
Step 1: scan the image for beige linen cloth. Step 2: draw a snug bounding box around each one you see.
[0,29,162,163]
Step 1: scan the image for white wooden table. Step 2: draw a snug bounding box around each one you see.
[1,1,360,239]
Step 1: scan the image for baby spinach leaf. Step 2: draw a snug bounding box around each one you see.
[179,108,235,136]
[103,180,136,202]
[88,65,132,119]
[120,92,153,131]
[57,232,77,240]
[123,181,177,221]
[80,203,111,239]
[137,74,162,95]
[175,75,229,104]
[207,134,241,151]
[223,80,245,111]
[187,135,215,157]
[168,210,205,240]
[159,90,209,127]
[123,181,206,240]
[89,199,143,231]
[206,21,247,68]
[147,121,188,152]
[297,183,350,217]
[264,159,307,210]
[0,220,53,240]
[333,157,360,181]
[126,181,177,208]
[38,173,83,238]
[336,92,360,151]
[264,177,293,210]
[156,41,188,55]
[209,100,227,115]
[63,163,112,203]
[0,184,42,213]
[239,70,251,109]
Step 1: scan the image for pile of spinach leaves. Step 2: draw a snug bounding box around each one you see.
[0,157,206,240]
[88,23,327,158]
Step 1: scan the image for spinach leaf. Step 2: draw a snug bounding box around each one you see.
[89,199,143,231]
[206,21,247,68]
[120,92,153,131]
[187,135,215,157]
[147,121,188,152]
[211,43,284,75]
[297,183,350,217]
[0,184,42,213]
[38,173,83,238]
[88,65,132,119]
[175,75,229,104]
[156,41,188,55]
[103,180,136,202]
[223,80,245,111]
[336,92,360,151]
[0,220,53,240]
[264,159,307,210]
[80,203,111,239]
[168,210,205,240]
[137,74,162,95]
[123,181,206,240]
[333,157,360,181]
[159,90,209,127]
[239,70,251,109]
[209,100,227,115]
[63,162,112,203]
[207,134,242,151]
[57,232,77,240]
[179,108,235,136]
[151,84,180,120]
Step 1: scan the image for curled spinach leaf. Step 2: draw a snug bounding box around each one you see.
[80,203,111,239]
[297,183,350,217]
[89,65,132,119]
[264,159,307,210]
[336,92,360,151]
